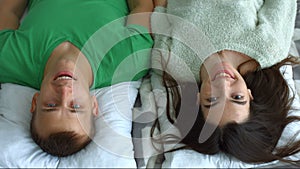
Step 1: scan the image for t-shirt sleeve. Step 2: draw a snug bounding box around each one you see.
[0,30,39,89]
[122,24,153,78]
[91,24,153,89]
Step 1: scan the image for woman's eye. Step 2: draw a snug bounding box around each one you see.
[47,103,56,107]
[233,95,244,100]
[207,97,217,102]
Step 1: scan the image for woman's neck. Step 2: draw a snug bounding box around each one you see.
[200,50,259,81]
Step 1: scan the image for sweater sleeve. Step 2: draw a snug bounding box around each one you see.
[151,6,170,39]
[257,0,296,31]
[254,0,297,67]
[151,6,171,73]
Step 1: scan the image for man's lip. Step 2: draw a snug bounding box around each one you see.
[53,71,76,81]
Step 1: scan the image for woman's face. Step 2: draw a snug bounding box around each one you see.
[199,52,254,126]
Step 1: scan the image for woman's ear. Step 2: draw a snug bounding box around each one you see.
[248,89,254,100]
[30,92,40,113]
[91,95,99,116]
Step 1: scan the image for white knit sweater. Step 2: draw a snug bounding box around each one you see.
[151,0,297,82]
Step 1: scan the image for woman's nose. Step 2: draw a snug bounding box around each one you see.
[213,78,233,89]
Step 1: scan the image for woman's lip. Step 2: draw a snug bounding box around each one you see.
[211,62,235,81]
[53,71,76,80]
[213,70,235,81]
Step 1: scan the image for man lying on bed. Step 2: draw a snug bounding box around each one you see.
[0,0,153,157]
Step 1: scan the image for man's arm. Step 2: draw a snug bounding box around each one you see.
[0,0,28,31]
[126,0,153,32]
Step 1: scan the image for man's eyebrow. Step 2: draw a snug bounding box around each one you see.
[42,108,58,112]
[41,107,85,113]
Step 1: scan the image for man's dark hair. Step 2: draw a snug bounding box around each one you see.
[30,113,94,157]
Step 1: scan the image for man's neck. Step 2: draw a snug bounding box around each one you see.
[43,42,93,87]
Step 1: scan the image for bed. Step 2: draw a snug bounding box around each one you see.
[0,65,298,168]
[1,2,300,169]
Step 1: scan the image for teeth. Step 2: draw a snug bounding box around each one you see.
[215,73,231,78]
[56,76,73,80]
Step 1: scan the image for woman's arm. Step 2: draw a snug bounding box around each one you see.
[126,0,154,31]
[154,0,167,7]
[0,0,28,31]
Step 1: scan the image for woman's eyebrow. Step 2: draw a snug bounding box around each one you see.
[203,102,219,108]
[203,100,247,108]
[230,100,247,105]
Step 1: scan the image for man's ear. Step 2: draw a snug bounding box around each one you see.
[248,89,254,100]
[91,95,99,116]
[30,93,40,113]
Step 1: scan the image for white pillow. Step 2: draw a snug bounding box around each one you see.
[0,81,140,168]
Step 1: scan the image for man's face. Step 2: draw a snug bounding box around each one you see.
[30,71,98,139]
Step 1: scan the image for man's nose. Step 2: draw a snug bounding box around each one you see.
[57,85,73,107]
[56,85,72,97]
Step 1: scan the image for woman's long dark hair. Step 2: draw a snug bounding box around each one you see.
[151,56,300,165]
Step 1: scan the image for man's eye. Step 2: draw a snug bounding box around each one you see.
[47,103,56,107]
[72,104,81,109]
[207,97,217,102]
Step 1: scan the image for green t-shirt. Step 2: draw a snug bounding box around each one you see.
[0,0,153,89]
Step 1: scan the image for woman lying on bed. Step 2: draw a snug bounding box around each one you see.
[0,0,153,157]
[151,0,300,165]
